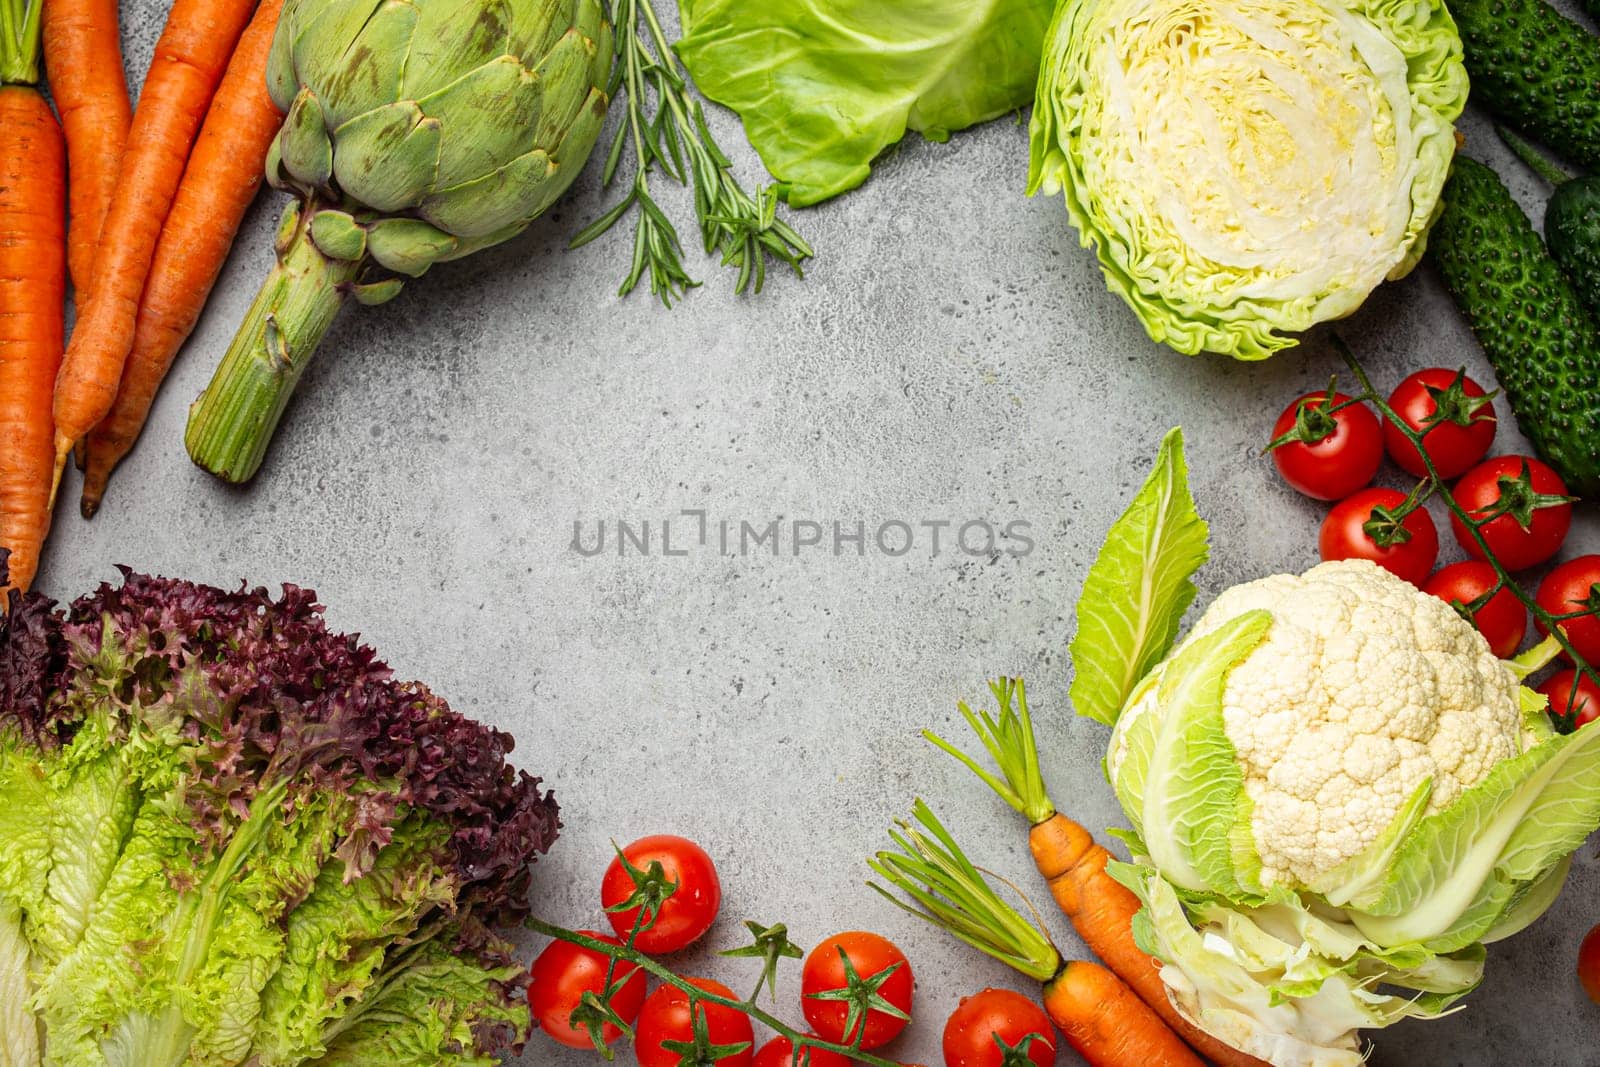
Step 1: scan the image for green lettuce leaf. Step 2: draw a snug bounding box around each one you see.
[675,0,1055,206]
[0,899,41,1067]
[312,940,529,1067]
[31,746,140,969]
[0,737,52,933]
[1069,427,1210,726]
[253,814,459,1065]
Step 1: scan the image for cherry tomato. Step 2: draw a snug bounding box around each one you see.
[1581,924,1600,1004]
[801,932,914,1050]
[752,1036,851,1067]
[1538,670,1600,730]
[1383,368,1497,479]
[527,932,646,1049]
[1536,556,1600,666]
[1318,487,1439,585]
[636,978,755,1067]
[602,835,721,953]
[1269,391,1384,500]
[1423,561,1527,658]
[1450,456,1573,572]
[942,988,1056,1067]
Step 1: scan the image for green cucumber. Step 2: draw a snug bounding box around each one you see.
[1428,157,1600,498]
[1544,189,1600,319]
[1501,128,1600,321]
[1451,0,1600,171]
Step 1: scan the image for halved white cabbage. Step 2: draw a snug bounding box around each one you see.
[1028,0,1468,359]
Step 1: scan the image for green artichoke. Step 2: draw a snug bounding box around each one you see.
[187,0,612,482]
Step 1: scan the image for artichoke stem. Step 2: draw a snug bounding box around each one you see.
[186,200,364,483]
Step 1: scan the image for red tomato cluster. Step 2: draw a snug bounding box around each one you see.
[1271,369,1578,584]
[532,835,1042,1066]
[528,835,726,1056]
[1270,369,1598,728]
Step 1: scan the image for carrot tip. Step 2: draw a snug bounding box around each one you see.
[48,446,71,513]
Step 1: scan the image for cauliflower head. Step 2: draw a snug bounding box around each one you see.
[1111,559,1526,888]
[1076,433,1600,1066]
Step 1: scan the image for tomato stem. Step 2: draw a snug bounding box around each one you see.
[1332,336,1597,721]
[525,918,906,1067]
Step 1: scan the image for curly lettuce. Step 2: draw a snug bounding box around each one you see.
[1028,0,1468,358]
[0,561,555,1066]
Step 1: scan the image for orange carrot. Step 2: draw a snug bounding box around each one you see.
[0,69,67,595]
[79,0,285,518]
[877,801,1205,1067]
[50,0,258,492]
[1043,960,1206,1067]
[42,0,129,311]
[930,679,1273,1067]
[1029,815,1272,1067]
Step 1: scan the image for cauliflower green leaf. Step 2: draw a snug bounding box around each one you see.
[1111,860,1479,1067]
[1139,609,1270,897]
[1345,717,1600,946]
[1069,427,1210,726]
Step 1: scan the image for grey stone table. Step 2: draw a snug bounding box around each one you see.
[43,6,1600,1065]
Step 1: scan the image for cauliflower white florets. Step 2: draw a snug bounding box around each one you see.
[1114,558,1524,888]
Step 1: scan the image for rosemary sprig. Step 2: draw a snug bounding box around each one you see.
[571,0,813,305]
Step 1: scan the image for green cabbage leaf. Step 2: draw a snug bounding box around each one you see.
[676,0,1054,206]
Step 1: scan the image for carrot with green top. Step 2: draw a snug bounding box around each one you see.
[42,0,129,311]
[926,678,1273,1067]
[50,0,258,495]
[871,800,1203,1067]
[0,0,66,596]
[80,0,285,517]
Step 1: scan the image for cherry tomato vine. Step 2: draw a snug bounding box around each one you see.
[527,849,906,1066]
[1331,337,1599,728]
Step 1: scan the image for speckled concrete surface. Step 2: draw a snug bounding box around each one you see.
[34,5,1600,1065]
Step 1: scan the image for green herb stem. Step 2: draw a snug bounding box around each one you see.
[572,0,812,303]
